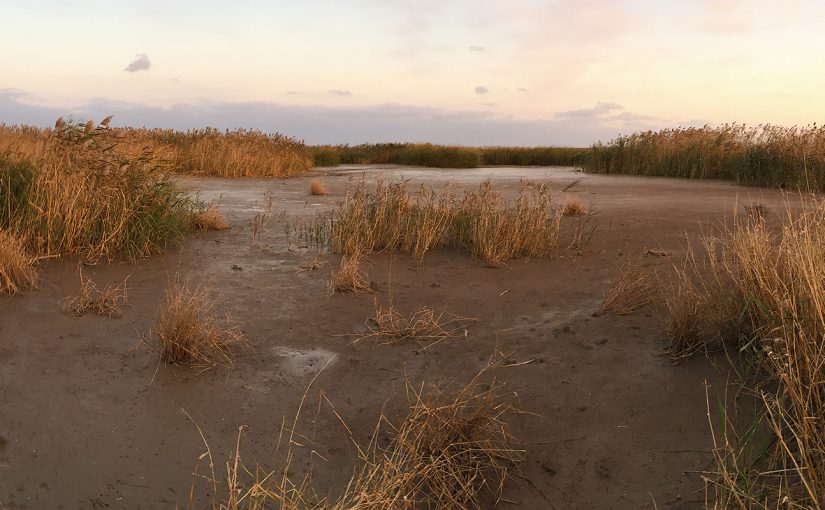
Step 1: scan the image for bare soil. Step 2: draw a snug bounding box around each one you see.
[0,165,791,509]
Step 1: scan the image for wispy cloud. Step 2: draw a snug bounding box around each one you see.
[474,85,489,94]
[554,101,624,119]
[468,45,486,52]
[328,89,352,97]
[124,53,151,72]
[517,87,529,93]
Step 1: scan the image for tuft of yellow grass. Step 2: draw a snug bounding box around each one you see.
[328,249,372,294]
[193,206,230,231]
[150,276,247,367]
[599,263,654,315]
[563,195,587,216]
[309,178,330,196]
[60,270,128,318]
[0,229,37,295]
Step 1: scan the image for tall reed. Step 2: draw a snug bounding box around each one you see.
[662,202,825,508]
[329,179,562,267]
[585,124,825,190]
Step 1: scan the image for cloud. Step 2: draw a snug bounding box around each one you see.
[328,89,352,97]
[0,89,677,147]
[517,87,529,93]
[124,54,151,72]
[554,101,624,119]
[474,85,489,94]
[468,45,486,52]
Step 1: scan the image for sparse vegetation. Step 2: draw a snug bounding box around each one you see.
[60,270,129,318]
[150,276,247,367]
[585,124,825,190]
[357,297,475,349]
[660,201,825,508]
[187,365,524,509]
[0,229,36,294]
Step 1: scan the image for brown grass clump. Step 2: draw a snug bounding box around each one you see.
[150,277,247,367]
[562,195,587,216]
[0,229,37,294]
[186,363,524,509]
[193,206,230,231]
[599,263,654,315]
[357,297,475,349]
[660,200,825,508]
[60,270,128,318]
[309,178,330,196]
[328,249,372,294]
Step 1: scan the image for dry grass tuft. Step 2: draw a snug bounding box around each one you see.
[193,206,230,231]
[357,297,475,349]
[187,362,524,509]
[599,263,655,315]
[0,229,37,294]
[563,195,587,216]
[329,249,372,294]
[150,276,247,367]
[60,270,128,318]
[661,200,825,507]
[309,178,330,196]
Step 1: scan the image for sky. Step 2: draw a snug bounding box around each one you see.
[1,0,824,146]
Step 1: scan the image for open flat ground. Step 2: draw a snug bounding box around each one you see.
[0,165,792,509]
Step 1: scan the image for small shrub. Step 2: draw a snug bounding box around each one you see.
[563,195,587,216]
[357,297,475,349]
[193,206,230,231]
[309,178,330,196]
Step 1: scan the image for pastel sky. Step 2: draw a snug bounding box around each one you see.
[2,0,823,146]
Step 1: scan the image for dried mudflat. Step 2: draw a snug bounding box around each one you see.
[0,165,792,509]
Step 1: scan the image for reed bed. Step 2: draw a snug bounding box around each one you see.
[146,127,311,177]
[1,119,197,262]
[149,276,247,367]
[661,201,825,508]
[310,143,586,168]
[328,179,563,267]
[187,365,524,510]
[585,124,825,190]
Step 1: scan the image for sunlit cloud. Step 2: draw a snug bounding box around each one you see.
[328,90,352,97]
[468,45,486,52]
[124,54,151,73]
[474,85,489,94]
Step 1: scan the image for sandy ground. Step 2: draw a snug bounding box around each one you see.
[0,165,792,509]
